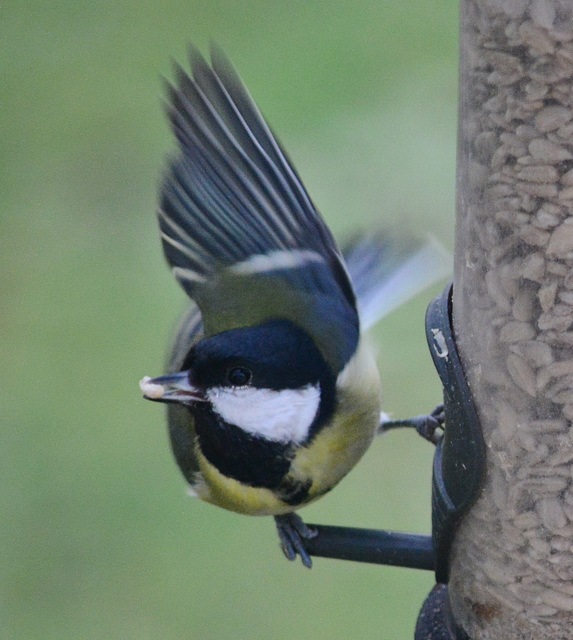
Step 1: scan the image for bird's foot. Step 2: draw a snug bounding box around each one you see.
[379,404,444,445]
[274,513,318,569]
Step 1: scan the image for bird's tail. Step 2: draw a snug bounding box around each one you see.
[342,233,451,332]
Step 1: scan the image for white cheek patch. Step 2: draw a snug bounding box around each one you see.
[206,384,321,444]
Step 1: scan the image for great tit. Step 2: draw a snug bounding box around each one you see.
[140,46,449,568]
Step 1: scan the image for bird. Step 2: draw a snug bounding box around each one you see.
[140,45,448,568]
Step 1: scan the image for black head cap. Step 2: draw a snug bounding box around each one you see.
[182,318,334,392]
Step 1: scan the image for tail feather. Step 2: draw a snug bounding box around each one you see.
[343,234,451,332]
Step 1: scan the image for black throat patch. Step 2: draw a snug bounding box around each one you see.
[194,404,294,489]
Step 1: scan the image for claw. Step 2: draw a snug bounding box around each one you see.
[379,403,444,445]
[274,513,318,568]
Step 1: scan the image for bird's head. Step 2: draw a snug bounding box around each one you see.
[140,318,336,446]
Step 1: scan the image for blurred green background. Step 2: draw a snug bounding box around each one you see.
[2,2,458,638]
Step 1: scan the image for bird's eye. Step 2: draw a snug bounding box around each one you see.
[227,366,252,387]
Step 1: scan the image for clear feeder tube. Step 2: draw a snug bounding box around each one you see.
[451,1,573,637]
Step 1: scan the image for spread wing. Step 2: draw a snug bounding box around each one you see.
[158,45,359,372]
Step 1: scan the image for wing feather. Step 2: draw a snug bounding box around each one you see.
[159,46,347,300]
[158,46,360,372]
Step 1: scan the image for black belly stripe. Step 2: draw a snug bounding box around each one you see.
[276,477,312,506]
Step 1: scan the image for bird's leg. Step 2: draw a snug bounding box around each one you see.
[379,404,444,445]
[274,513,318,569]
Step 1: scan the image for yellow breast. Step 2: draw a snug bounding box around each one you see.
[290,336,382,499]
[193,449,296,516]
[192,337,382,516]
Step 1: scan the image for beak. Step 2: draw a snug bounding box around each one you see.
[139,371,206,406]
